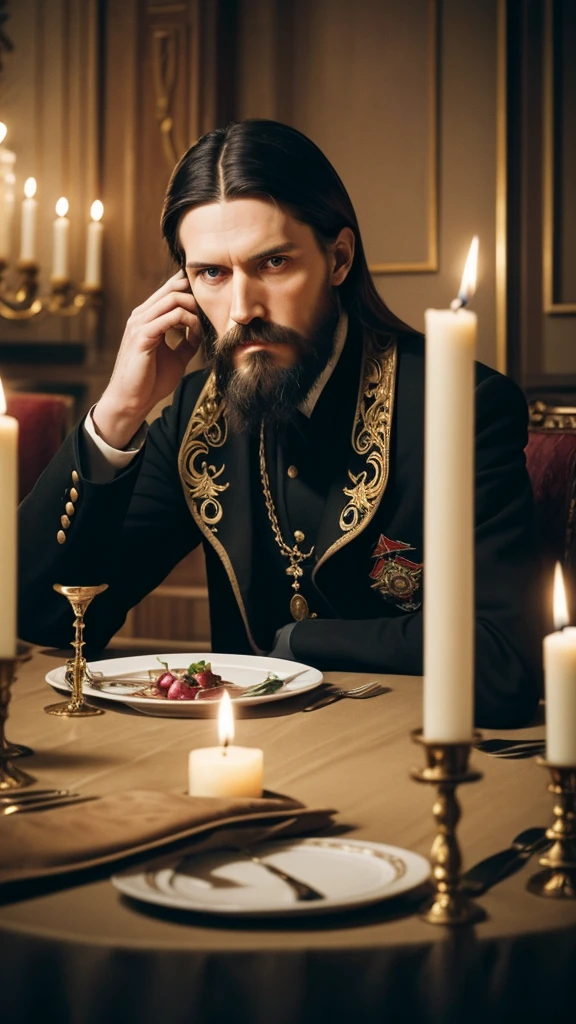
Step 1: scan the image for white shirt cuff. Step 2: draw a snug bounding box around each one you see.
[83,406,147,482]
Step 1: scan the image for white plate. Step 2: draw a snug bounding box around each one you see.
[112,838,430,917]
[45,653,323,717]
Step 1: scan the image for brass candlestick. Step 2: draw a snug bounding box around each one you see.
[411,729,485,925]
[0,647,35,790]
[527,758,576,899]
[44,584,108,717]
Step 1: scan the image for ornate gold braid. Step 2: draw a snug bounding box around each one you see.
[180,378,229,527]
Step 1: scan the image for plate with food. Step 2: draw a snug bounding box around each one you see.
[45,653,323,717]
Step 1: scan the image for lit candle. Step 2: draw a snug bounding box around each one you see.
[52,197,70,279]
[84,200,104,287]
[188,691,264,797]
[0,123,16,261]
[423,238,479,741]
[543,563,576,765]
[20,177,37,262]
[0,378,18,658]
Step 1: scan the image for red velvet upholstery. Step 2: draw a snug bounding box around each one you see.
[525,430,576,620]
[6,392,74,503]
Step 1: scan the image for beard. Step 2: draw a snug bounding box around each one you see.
[197,291,340,434]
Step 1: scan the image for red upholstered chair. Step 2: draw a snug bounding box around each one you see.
[526,401,576,625]
[6,392,75,503]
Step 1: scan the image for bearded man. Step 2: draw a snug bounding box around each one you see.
[18,119,542,727]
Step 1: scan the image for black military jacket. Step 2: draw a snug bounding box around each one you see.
[18,321,542,728]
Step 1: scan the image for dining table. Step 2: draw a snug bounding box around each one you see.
[0,645,575,1024]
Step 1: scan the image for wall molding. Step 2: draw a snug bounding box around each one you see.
[543,0,576,314]
[369,0,438,275]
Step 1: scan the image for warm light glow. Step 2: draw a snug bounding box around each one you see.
[55,197,69,218]
[553,561,570,630]
[0,123,7,145]
[0,378,5,416]
[458,236,479,304]
[90,200,104,222]
[218,689,234,748]
[24,177,37,199]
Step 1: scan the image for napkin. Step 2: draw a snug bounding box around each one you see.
[0,790,336,886]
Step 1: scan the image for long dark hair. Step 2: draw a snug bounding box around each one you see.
[162,119,415,336]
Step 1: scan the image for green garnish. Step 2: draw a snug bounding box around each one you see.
[156,657,170,672]
[187,659,211,674]
[242,673,284,697]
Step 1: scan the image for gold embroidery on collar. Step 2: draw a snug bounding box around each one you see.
[339,340,397,532]
[178,375,264,656]
[180,377,229,527]
[313,335,397,578]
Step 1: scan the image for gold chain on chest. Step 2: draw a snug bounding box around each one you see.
[258,424,315,621]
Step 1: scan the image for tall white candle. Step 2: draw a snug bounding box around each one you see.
[543,563,576,765]
[84,200,104,287]
[0,123,16,261]
[0,379,18,658]
[52,197,70,279]
[20,177,37,262]
[423,239,479,742]
[188,691,263,797]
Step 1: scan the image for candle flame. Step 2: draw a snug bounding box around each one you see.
[90,200,104,222]
[218,689,234,748]
[0,123,7,145]
[0,378,6,416]
[24,177,37,199]
[452,236,479,309]
[553,561,569,630]
[55,196,69,217]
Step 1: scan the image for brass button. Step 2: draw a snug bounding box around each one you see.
[65,502,75,516]
[287,465,298,479]
[294,530,305,544]
[71,470,79,484]
[70,487,79,502]
[57,530,67,545]
[61,514,71,529]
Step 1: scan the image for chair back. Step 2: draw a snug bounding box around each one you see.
[6,392,75,502]
[527,401,576,624]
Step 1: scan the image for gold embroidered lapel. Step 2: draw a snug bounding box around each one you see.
[178,374,264,655]
[313,335,397,577]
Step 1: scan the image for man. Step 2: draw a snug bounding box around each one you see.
[18,119,542,727]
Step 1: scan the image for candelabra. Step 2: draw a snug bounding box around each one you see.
[411,729,485,925]
[0,258,101,321]
[527,758,576,899]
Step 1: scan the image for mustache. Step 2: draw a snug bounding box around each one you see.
[205,318,306,355]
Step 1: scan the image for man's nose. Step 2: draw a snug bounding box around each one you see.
[229,273,266,325]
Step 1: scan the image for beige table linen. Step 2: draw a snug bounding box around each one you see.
[0,648,575,1024]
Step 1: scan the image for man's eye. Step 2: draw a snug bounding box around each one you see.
[201,268,222,281]
[265,256,286,269]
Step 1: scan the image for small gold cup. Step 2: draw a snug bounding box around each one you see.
[44,584,108,717]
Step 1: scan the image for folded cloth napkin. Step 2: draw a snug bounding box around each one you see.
[0,789,336,886]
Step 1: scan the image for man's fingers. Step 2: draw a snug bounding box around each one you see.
[134,271,192,315]
[139,307,198,346]
[134,289,198,325]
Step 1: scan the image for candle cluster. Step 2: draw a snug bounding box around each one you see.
[0,123,104,285]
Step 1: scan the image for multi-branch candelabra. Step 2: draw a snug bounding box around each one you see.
[0,258,101,321]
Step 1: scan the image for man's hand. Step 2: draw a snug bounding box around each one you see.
[93,271,200,449]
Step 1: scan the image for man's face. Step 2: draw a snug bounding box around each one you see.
[179,198,351,430]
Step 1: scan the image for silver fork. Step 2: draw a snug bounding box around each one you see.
[302,680,386,712]
[1,794,96,815]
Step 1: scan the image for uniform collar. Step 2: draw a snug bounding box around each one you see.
[298,312,349,418]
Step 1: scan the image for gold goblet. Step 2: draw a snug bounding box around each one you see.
[44,584,108,717]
